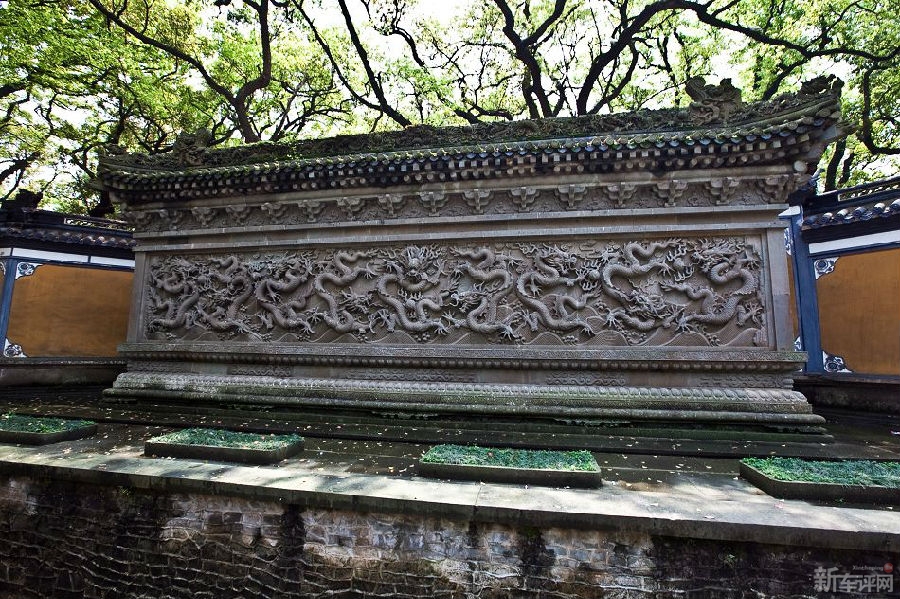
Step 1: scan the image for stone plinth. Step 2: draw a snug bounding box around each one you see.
[98,81,845,441]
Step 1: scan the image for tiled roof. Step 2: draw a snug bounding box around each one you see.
[801,176,900,229]
[98,82,843,204]
[0,209,135,253]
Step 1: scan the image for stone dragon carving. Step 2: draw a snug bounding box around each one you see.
[145,237,767,347]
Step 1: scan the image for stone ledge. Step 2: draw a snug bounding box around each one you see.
[0,446,897,553]
[417,460,602,489]
[0,358,125,386]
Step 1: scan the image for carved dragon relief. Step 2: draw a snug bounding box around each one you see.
[144,237,768,348]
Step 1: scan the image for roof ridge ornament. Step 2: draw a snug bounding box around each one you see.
[685,77,744,125]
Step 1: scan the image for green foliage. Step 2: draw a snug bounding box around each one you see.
[0,413,94,434]
[150,427,302,451]
[421,444,599,472]
[0,0,210,210]
[742,457,900,488]
[2,0,898,206]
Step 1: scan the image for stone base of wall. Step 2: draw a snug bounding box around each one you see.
[0,474,893,598]
[0,358,125,386]
[796,374,900,415]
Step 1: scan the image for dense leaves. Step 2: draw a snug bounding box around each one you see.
[1,0,898,211]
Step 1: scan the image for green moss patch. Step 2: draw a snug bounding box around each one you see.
[0,413,94,434]
[741,457,900,488]
[149,428,302,451]
[421,444,599,472]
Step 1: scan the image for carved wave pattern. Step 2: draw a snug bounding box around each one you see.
[144,238,767,347]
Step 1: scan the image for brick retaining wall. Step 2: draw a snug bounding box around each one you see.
[0,474,894,598]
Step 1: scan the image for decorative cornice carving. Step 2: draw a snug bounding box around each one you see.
[125,178,782,233]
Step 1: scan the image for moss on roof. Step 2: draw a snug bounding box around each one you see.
[100,84,841,173]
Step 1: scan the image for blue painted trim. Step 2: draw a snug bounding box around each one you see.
[4,256,133,273]
[0,258,18,345]
[788,214,825,373]
[808,240,900,258]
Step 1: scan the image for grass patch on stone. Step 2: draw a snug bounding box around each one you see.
[421,444,599,472]
[741,457,900,488]
[0,413,94,434]
[149,428,303,451]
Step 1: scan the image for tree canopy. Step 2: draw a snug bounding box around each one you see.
[1,0,898,212]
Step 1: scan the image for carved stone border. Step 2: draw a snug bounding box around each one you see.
[107,372,822,417]
[125,176,804,233]
[118,345,807,373]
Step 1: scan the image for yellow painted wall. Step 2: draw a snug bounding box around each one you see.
[816,248,900,375]
[6,264,132,357]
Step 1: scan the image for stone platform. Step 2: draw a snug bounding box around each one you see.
[0,391,898,598]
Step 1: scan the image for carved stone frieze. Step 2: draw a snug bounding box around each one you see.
[109,371,817,410]
[125,178,784,233]
[227,364,293,377]
[127,360,188,373]
[545,374,628,386]
[346,369,479,383]
[144,237,767,348]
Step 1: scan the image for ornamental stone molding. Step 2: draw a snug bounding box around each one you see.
[122,175,808,234]
[97,78,845,441]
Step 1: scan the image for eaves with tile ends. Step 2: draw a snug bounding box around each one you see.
[96,79,844,205]
[800,175,900,243]
[0,208,135,258]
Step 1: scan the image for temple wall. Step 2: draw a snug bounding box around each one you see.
[103,168,825,435]
[5,263,132,358]
[0,209,134,384]
[814,248,900,376]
